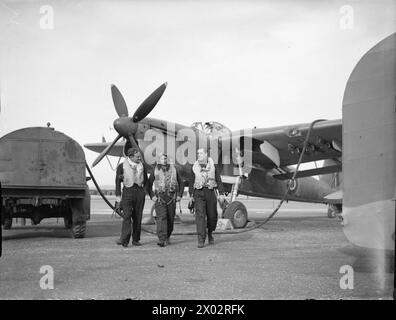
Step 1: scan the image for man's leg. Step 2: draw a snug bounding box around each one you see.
[194,189,207,247]
[155,201,168,246]
[131,187,145,244]
[120,189,133,246]
[166,201,176,243]
[206,189,218,244]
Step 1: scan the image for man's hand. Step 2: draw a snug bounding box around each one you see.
[176,196,182,202]
[152,196,158,203]
[114,201,124,218]
[218,194,226,205]
[188,197,195,214]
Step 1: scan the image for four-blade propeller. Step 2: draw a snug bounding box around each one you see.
[91,82,167,168]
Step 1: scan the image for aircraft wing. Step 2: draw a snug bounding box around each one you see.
[224,119,342,176]
[84,142,125,157]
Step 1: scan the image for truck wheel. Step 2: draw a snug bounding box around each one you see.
[31,210,41,225]
[223,201,248,229]
[30,218,41,225]
[64,216,72,229]
[72,221,86,238]
[4,217,12,230]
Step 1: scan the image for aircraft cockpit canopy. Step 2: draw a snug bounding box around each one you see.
[190,121,232,137]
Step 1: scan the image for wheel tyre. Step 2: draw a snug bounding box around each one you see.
[30,218,41,225]
[327,206,336,218]
[64,216,72,229]
[335,204,343,213]
[31,210,41,225]
[327,204,341,218]
[223,201,248,229]
[3,217,12,230]
[71,221,86,238]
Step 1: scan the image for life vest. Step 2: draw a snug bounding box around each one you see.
[154,164,178,194]
[193,157,217,190]
[123,159,144,187]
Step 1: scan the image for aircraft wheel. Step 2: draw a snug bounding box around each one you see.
[327,204,342,218]
[71,221,86,238]
[327,205,336,218]
[31,218,41,225]
[224,201,248,229]
[31,210,41,225]
[3,217,12,230]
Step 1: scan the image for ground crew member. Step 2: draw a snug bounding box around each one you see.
[148,154,183,247]
[189,148,225,248]
[115,148,149,247]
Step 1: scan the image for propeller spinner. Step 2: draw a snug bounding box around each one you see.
[91,82,168,167]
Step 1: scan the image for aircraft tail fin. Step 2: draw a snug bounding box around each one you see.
[342,32,396,250]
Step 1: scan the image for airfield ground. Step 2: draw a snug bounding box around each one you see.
[0,197,394,300]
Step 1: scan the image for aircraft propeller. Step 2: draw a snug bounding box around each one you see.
[91,82,167,168]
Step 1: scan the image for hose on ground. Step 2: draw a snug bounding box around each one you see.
[86,119,325,236]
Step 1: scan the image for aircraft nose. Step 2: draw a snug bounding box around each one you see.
[113,117,138,137]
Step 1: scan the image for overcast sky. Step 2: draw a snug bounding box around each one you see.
[0,0,395,186]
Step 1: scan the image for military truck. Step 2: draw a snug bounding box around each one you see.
[0,126,90,238]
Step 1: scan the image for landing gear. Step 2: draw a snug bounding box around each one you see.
[327,204,342,218]
[220,152,249,228]
[223,201,248,228]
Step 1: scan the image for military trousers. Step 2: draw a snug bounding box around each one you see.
[193,187,218,243]
[154,196,176,242]
[120,184,145,244]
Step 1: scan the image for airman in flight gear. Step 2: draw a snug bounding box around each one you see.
[148,153,183,247]
[115,148,149,248]
[189,148,225,248]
